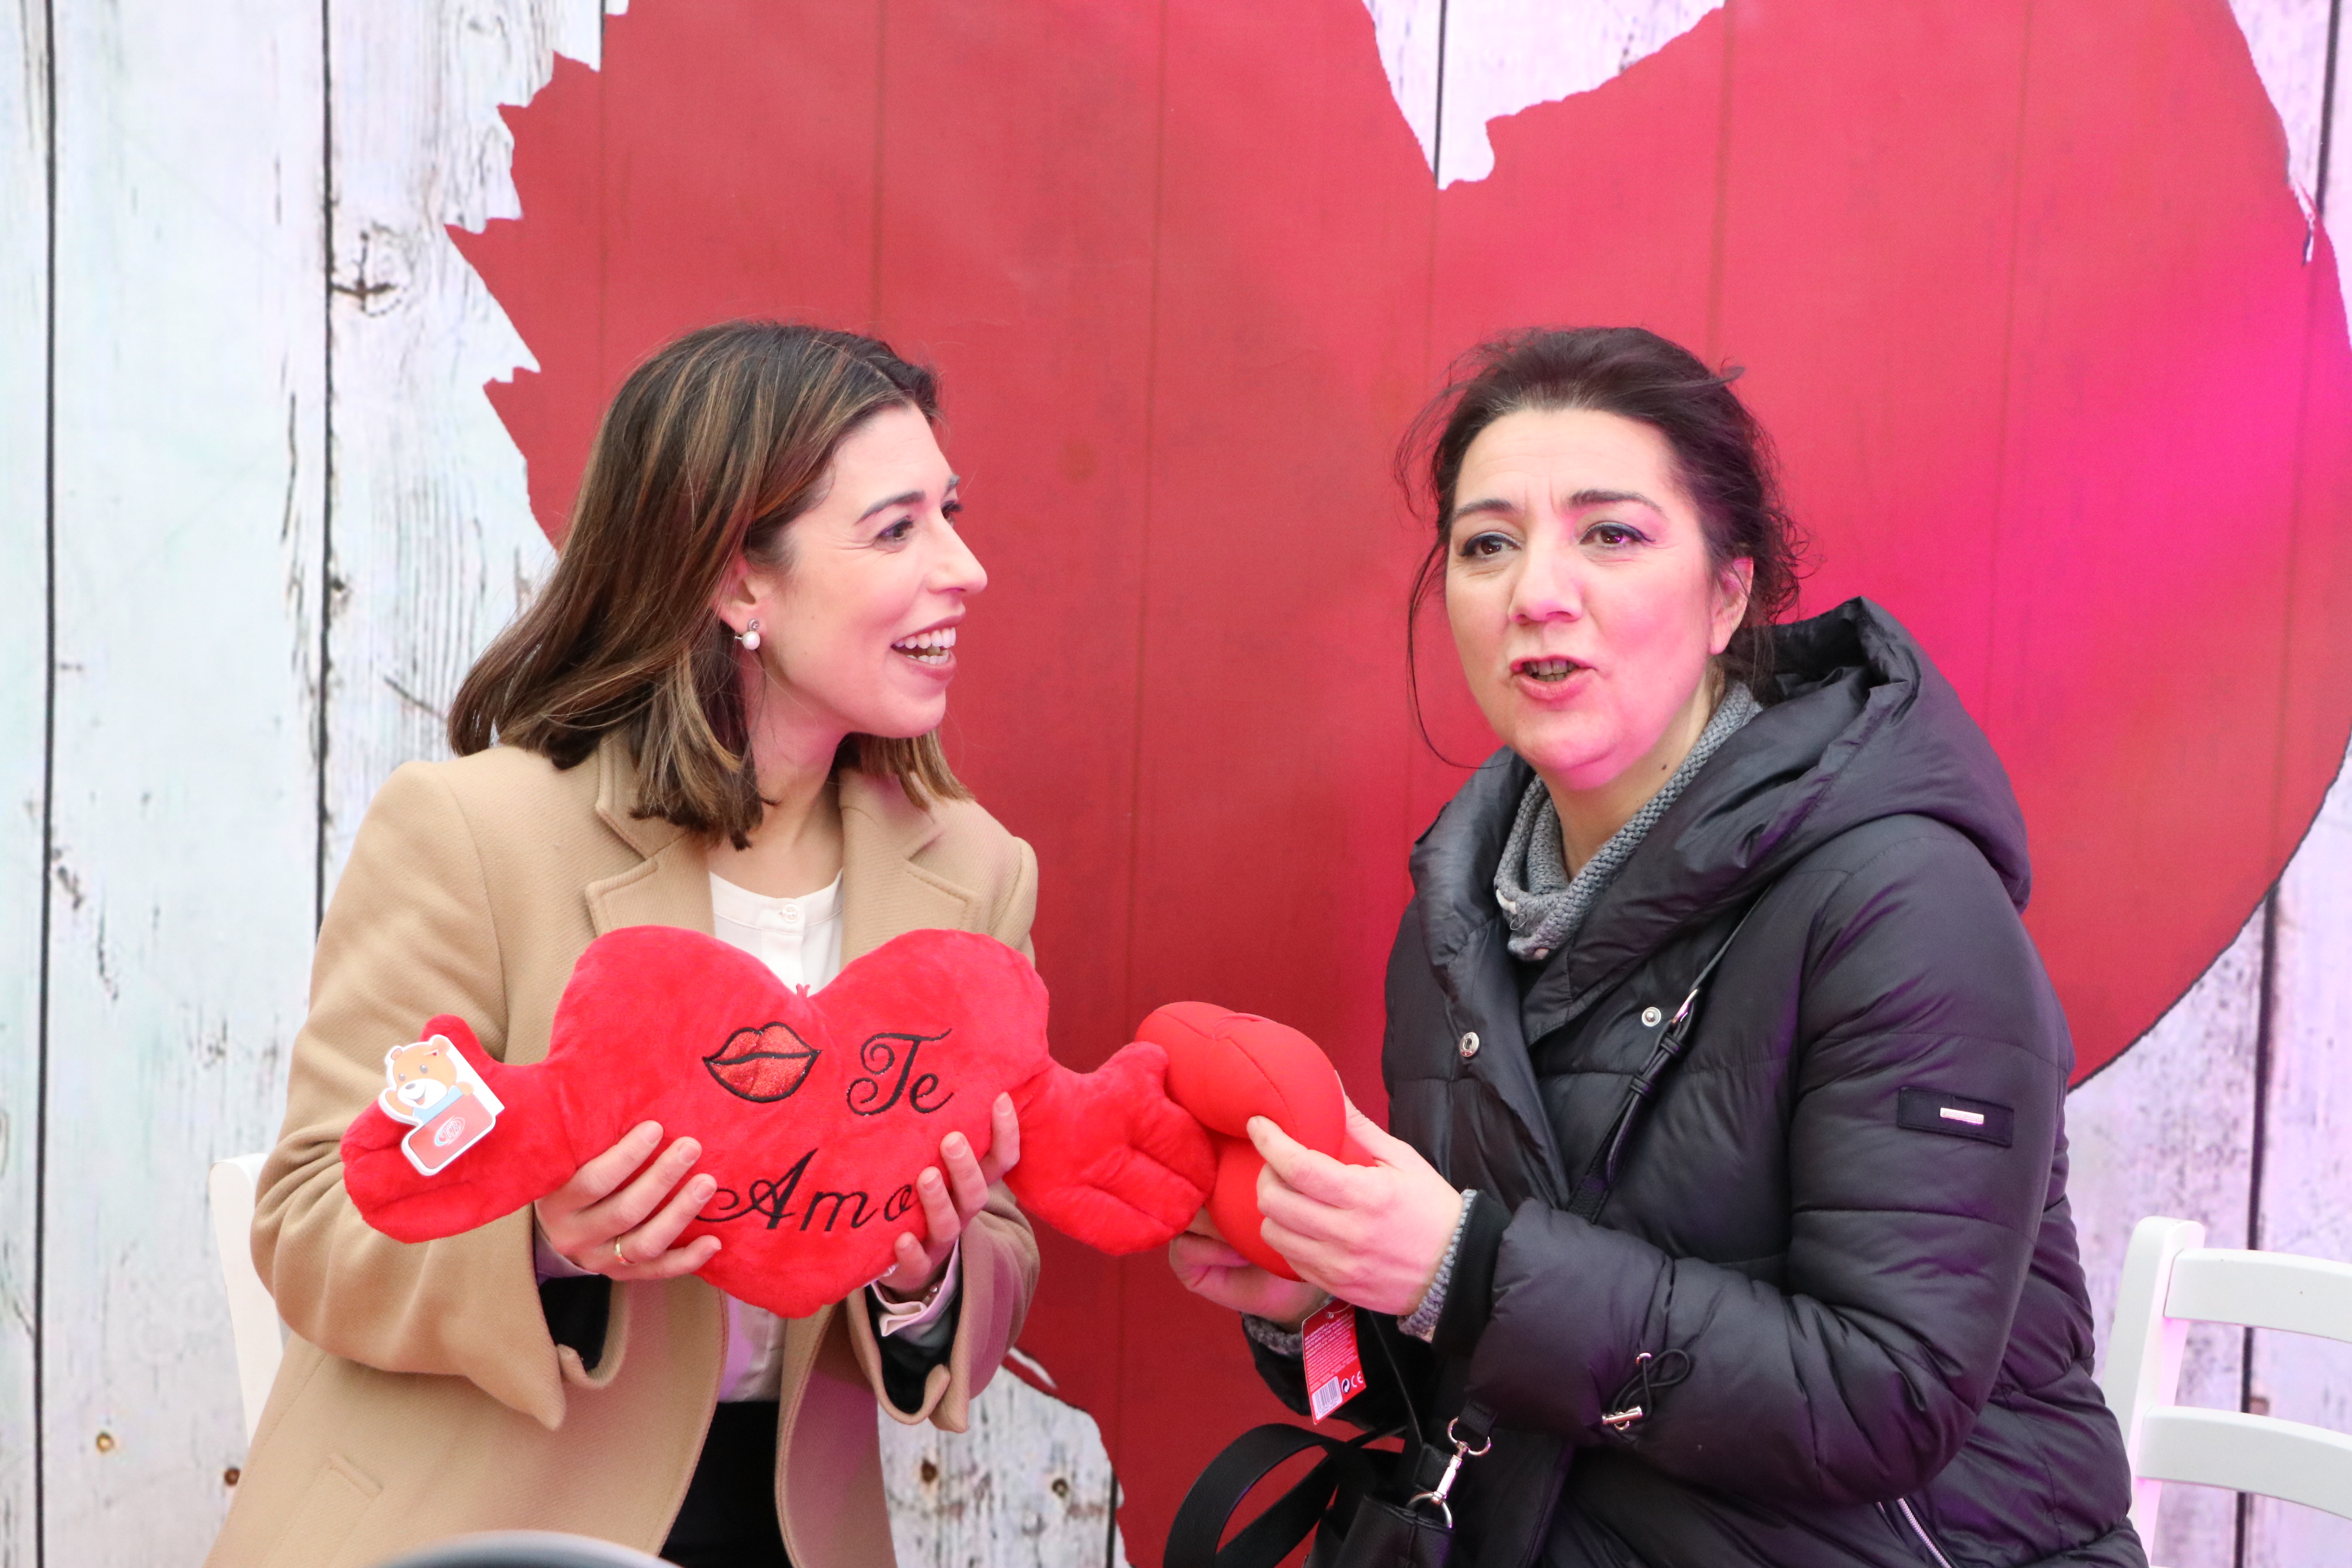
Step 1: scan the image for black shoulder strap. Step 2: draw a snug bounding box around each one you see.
[1165,1420,1390,1568]
[1567,902,1760,1222]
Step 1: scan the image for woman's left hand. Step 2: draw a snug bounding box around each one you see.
[874,1092,1021,1301]
[1252,1101,1464,1316]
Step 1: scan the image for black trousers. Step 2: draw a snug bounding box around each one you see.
[661,1400,790,1568]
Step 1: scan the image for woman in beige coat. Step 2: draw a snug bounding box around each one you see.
[209,323,1041,1568]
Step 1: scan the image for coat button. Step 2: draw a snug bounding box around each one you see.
[1458,1031,1481,1060]
[1641,1006,1664,1028]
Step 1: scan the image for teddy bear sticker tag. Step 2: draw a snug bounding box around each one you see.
[378,1034,505,1177]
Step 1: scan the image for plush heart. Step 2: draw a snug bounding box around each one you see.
[342,926,1224,1318]
[1137,1002,1379,1280]
[341,926,1386,1317]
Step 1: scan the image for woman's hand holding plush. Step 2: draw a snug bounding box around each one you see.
[1249,1102,1464,1318]
[535,1121,723,1280]
[1168,1210,1332,1329]
[873,1092,1021,1301]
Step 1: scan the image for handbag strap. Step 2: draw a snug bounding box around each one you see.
[1567,902,1760,1222]
[1166,1419,1394,1568]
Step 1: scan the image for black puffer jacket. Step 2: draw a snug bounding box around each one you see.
[1252,601,2142,1568]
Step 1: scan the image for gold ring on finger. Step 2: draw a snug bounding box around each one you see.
[612,1239,629,1268]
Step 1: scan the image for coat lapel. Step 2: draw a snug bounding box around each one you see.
[582,734,716,937]
[837,769,979,959]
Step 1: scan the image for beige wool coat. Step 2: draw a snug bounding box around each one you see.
[207,734,1041,1568]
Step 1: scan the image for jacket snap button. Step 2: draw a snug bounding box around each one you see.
[1641,1006,1664,1028]
[1458,1031,1481,1060]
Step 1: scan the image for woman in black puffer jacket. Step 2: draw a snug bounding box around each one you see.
[1169,328,2144,1567]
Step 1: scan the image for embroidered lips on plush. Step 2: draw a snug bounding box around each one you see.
[341,925,1367,1316]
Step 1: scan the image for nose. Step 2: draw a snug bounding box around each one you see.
[1510,521,1584,623]
[932,511,988,597]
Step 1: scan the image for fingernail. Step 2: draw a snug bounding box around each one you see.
[946,1133,969,1153]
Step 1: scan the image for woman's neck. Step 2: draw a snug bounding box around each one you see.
[1534,676,1720,875]
[705,691,848,898]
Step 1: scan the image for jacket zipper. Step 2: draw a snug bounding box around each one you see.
[1891,1497,1958,1568]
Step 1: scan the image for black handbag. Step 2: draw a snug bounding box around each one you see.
[1165,1311,1492,1568]
[1168,903,1759,1568]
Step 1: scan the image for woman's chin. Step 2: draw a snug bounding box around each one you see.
[1502,722,1624,789]
[845,701,950,744]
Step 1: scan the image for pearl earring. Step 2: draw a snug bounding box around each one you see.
[737,619,762,652]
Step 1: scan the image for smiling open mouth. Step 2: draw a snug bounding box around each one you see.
[704,1023,821,1102]
[892,627,956,665]
[1513,656,1586,683]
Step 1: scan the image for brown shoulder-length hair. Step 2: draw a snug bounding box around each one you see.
[1400,327,1809,716]
[448,321,971,845]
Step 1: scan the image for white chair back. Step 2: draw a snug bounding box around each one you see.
[207,1151,286,1441]
[2101,1214,2352,1549]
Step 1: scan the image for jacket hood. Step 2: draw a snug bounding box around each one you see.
[1412,598,2031,1014]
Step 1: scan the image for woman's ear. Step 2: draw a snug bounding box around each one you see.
[710,551,762,637]
[1710,557,1756,654]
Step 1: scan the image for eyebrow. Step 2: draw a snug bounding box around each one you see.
[855,475,961,522]
[1448,487,1663,524]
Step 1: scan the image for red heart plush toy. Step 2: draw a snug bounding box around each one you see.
[341,925,1371,1315]
[1136,1002,1380,1280]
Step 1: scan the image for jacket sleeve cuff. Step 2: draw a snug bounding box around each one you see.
[1399,1189,1477,1341]
[1429,1188,1510,1357]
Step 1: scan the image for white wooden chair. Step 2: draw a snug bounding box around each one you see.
[207,1151,286,1440]
[2101,1215,2352,1553]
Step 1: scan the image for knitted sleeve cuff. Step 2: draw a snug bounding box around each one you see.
[1242,1309,1313,1359]
[1429,1190,1510,1356]
[1399,1189,1479,1342]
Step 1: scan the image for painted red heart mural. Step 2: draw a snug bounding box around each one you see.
[452,0,2352,1553]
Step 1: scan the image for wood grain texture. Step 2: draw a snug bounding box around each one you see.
[2246,755,2352,1566]
[880,1374,1128,1568]
[317,0,573,891]
[41,0,325,1559]
[0,4,48,1563]
[2069,913,2262,1568]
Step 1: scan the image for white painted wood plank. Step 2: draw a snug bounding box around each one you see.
[2230,0,2334,200]
[2219,7,2352,1561]
[43,0,325,1557]
[2329,0,2352,230]
[2069,911,2263,1568]
[0,2,48,1563]
[881,1374,1129,1568]
[1427,0,1721,187]
[2248,747,2352,1567]
[1359,0,1444,175]
[318,0,571,892]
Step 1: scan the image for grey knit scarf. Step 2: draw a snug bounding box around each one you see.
[1495,683,1762,965]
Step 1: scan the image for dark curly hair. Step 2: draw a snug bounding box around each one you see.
[1401,326,1809,725]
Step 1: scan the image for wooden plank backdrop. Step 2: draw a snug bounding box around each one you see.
[37,1,329,1563]
[3,4,2350,1566]
[0,5,50,1564]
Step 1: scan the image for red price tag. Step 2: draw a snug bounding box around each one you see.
[1302,1299,1367,1422]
